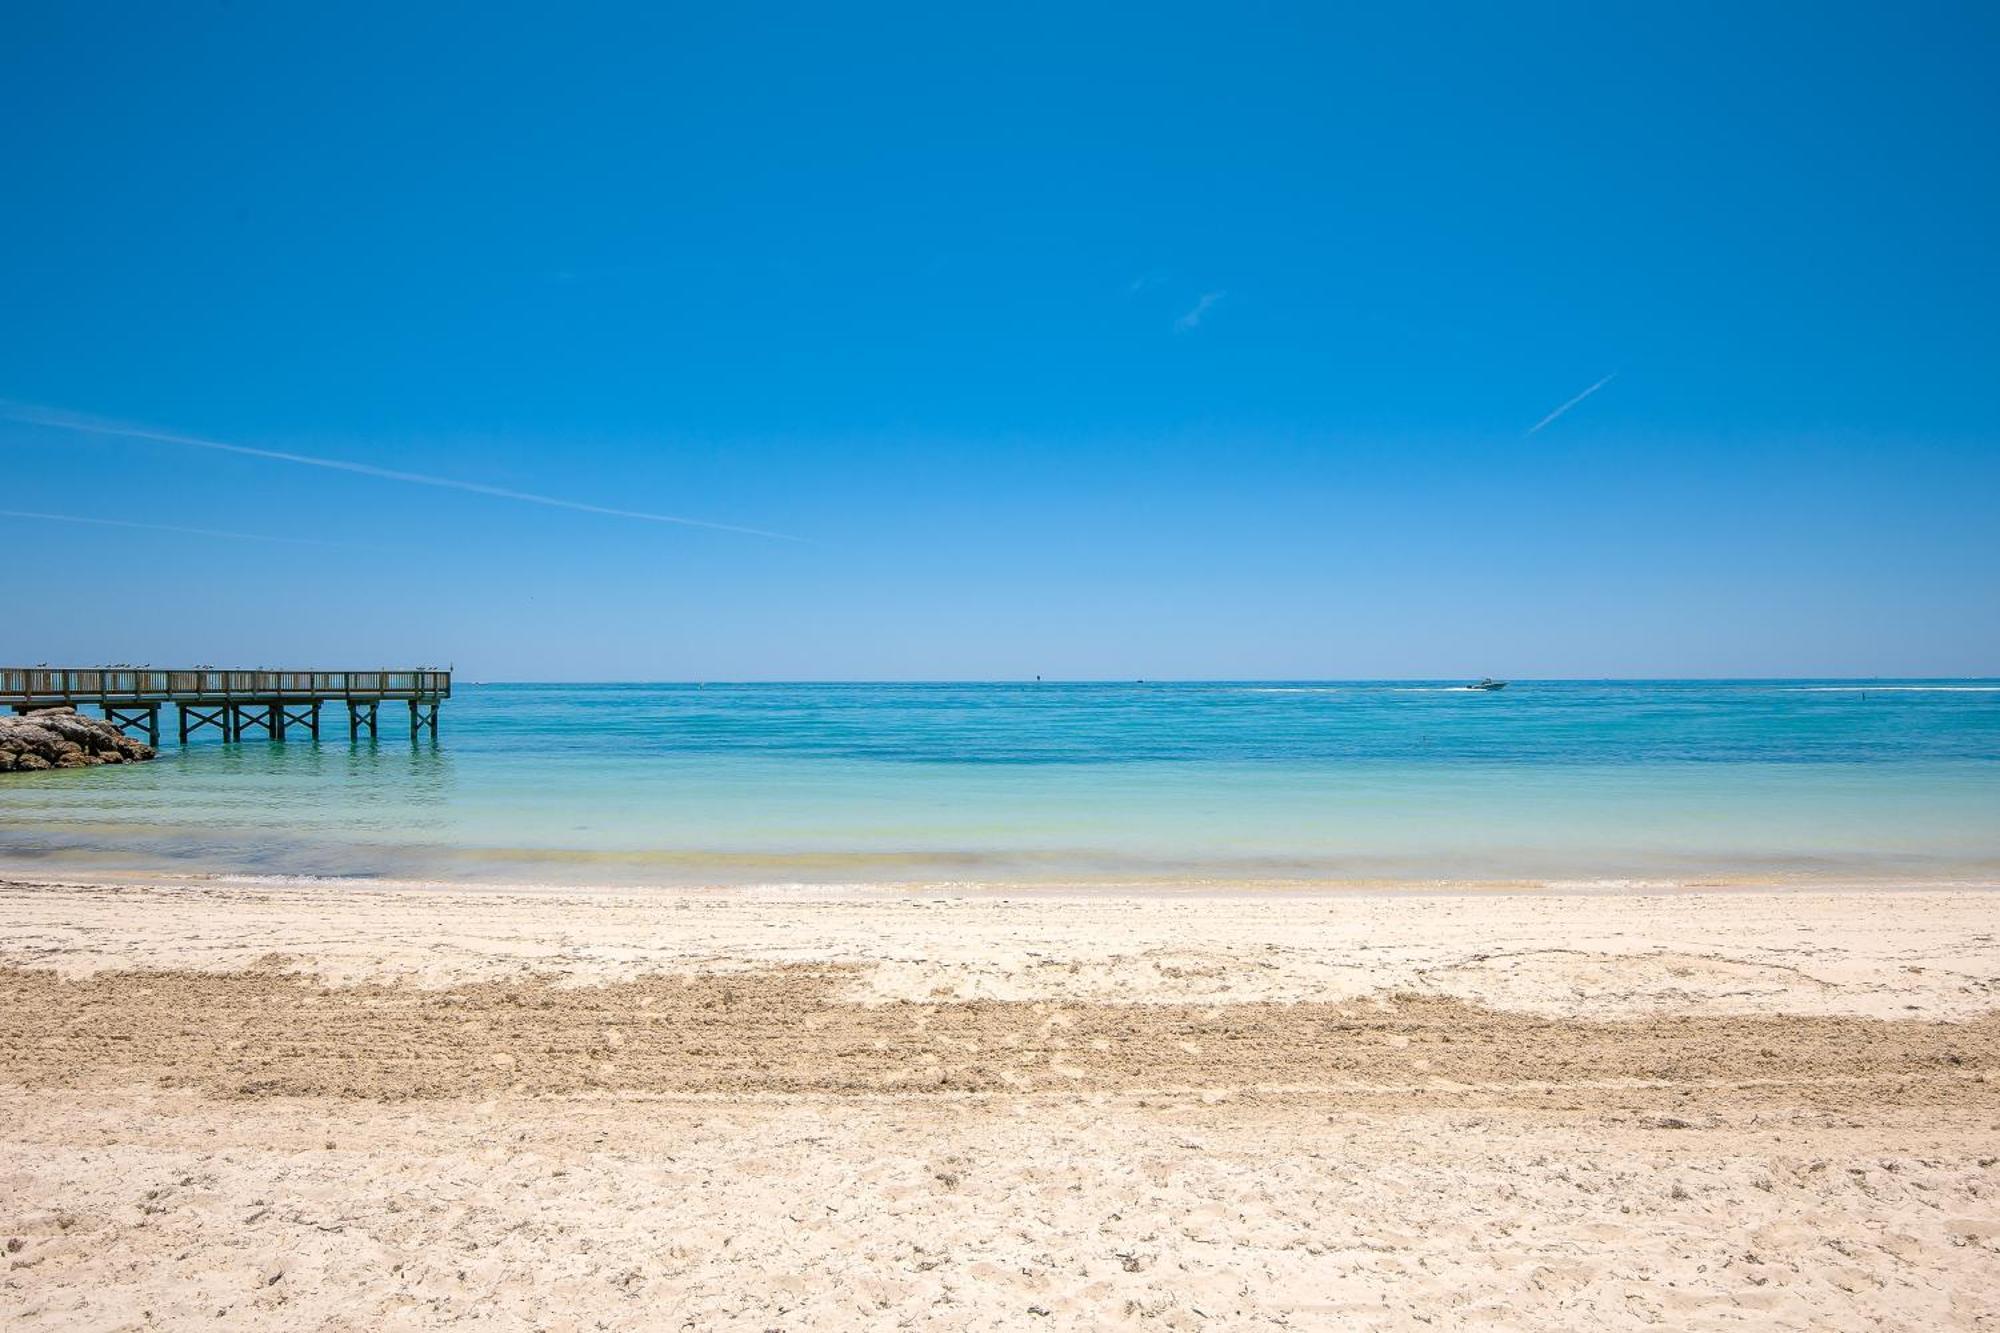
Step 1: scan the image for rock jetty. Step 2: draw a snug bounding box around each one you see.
[0,707,157,772]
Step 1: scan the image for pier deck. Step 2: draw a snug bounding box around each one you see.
[0,668,451,743]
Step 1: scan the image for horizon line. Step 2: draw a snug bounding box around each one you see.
[436,674,2000,685]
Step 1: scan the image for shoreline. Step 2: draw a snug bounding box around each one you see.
[9,864,2000,898]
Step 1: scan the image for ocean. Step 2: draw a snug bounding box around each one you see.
[3,680,1997,887]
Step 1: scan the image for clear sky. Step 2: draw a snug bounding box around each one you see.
[4,3,1996,679]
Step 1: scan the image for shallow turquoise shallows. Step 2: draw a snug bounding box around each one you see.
[3,681,1997,886]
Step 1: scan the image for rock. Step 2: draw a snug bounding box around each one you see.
[0,707,157,775]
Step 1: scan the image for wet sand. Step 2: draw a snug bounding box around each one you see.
[2,876,1998,1329]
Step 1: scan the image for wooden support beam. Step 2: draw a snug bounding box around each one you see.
[278,701,320,740]
[230,703,277,741]
[103,703,161,747]
[178,703,231,743]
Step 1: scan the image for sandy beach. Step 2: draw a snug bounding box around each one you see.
[3,875,1998,1329]
[12,0,1996,1326]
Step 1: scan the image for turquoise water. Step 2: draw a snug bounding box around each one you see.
[3,681,1998,886]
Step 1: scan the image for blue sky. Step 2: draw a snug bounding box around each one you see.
[4,2,1996,679]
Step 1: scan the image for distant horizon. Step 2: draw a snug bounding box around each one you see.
[10,667,1999,685]
[450,675,2000,686]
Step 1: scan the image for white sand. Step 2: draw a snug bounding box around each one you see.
[2,875,1995,1018]
[2,875,1997,1330]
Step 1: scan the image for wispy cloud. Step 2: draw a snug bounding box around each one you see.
[1173,290,1227,333]
[1525,371,1618,436]
[0,403,804,542]
[1,508,353,547]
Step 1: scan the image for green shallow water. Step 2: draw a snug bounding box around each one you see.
[4,681,1998,886]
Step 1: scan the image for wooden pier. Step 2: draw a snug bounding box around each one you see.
[0,669,451,743]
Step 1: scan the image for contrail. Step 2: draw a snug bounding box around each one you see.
[0,403,803,542]
[1,508,354,547]
[1173,290,1226,333]
[1525,371,1618,436]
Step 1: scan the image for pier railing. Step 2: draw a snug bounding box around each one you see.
[2,668,450,742]
[1,668,450,706]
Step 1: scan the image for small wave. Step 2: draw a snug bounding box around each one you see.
[207,872,384,886]
[1539,878,1687,891]
[1237,687,1347,694]
[1787,686,2000,693]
